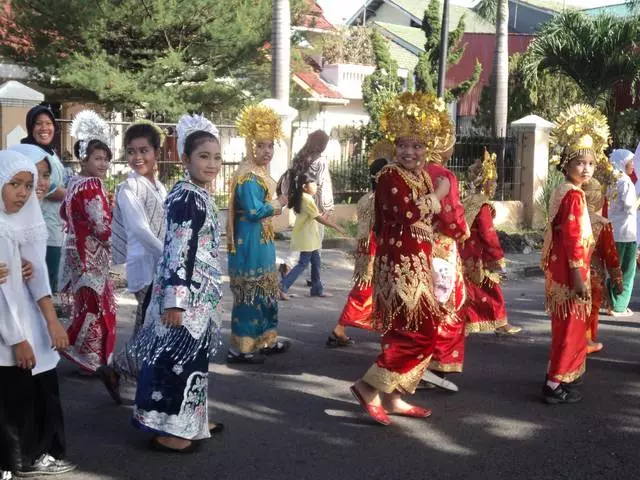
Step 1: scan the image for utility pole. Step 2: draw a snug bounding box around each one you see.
[272,0,291,105]
[437,0,450,98]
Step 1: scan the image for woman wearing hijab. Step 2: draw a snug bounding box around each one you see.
[20,106,66,293]
[606,149,638,316]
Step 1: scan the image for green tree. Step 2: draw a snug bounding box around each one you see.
[1,0,305,118]
[414,0,481,102]
[361,30,403,144]
[522,12,640,110]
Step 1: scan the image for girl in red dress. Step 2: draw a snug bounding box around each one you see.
[59,111,116,374]
[350,92,452,426]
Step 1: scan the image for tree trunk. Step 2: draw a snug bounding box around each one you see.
[492,0,509,137]
[272,0,291,105]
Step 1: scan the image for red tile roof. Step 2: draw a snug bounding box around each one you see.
[298,0,334,31]
[294,71,344,99]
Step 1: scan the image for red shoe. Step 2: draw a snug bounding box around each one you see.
[349,385,391,426]
[388,405,432,418]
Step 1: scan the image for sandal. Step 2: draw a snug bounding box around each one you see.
[226,350,266,364]
[349,385,391,426]
[149,437,199,454]
[386,405,432,418]
[209,423,224,435]
[326,332,355,348]
[260,340,291,355]
[97,365,122,405]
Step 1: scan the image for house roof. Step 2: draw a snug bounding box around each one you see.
[297,0,335,31]
[582,3,636,17]
[293,71,348,103]
[386,40,419,71]
[349,0,494,33]
[374,21,425,54]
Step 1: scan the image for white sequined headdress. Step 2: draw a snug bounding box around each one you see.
[70,110,111,160]
[176,114,219,158]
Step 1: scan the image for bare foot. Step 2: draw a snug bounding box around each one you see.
[278,290,290,301]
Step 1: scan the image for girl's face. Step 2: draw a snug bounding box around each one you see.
[83,148,110,179]
[395,137,426,172]
[184,140,221,187]
[255,141,274,167]
[303,181,318,196]
[625,160,634,176]
[35,159,51,201]
[126,137,159,180]
[32,113,55,146]
[2,171,34,214]
[565,154,595,186]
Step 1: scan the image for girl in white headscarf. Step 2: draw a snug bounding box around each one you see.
[606,149,638,316]
[0,151,75,478]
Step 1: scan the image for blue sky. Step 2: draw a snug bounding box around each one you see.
[317,0,629,25]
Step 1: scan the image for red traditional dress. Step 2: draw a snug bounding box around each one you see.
[587,216,622,342]
[337,192,376,330]
[362,164,443,394]
[541,183,593,383]
[425,162,468,373]
[460,195,508,333]
[59,176,117,373]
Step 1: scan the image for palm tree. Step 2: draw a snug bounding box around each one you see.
[476,0,509,137]
[272,0,291,104]
[521,12,640,109]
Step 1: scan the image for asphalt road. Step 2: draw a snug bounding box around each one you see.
[55,247,640,480]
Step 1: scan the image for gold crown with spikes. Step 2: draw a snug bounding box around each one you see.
[367,139,395,166]
[379,91,455,162]
[236,104,283,142]
[468,148,498,194]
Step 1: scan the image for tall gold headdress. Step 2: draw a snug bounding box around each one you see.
[379,91,455,163]
[237,104,283,145]
[367,139,395,166]
[467,148,498,196]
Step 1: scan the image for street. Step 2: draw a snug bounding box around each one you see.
[57,246,640,480]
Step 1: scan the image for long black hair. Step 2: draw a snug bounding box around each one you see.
[288,172,317,214]
[370,157,389,191]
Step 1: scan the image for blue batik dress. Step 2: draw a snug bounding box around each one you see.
[132,180,223,440]
[228,173,280,353]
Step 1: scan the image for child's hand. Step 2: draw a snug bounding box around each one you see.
[0,262,7,285]
[48,320,69,350]
[14,341,36,370]
[162,308,183,327]
[570,269,588,300]
[434,176,450,200]
[21,259,33,282]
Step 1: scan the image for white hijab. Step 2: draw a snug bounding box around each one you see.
[610,149,634,175]
[8,143,51,169]
[0,150,48,245]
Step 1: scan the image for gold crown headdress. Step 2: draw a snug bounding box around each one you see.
[367,139,395,166]
[551,104,613,185]
[582,178,605,213]
[468,149,498,196]
[236,104,283,143]
[379,92,455,163]
[129,119,166,148]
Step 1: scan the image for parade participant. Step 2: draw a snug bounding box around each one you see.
[227,104,289,364]
[606,149,637,316]
[0,151,75,478]
[421,104,469,393]
[21,105,66,293]
[326,141,392,347]
[279,172,346,299]
[582,179,622,354]
[460,151,521,336]
[59,110,116,374]
[541,104,606,404]
[9,144,54,203]
[350,92,451,426]
[132,114,224,452]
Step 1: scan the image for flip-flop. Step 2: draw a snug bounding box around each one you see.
[349,385,391,426]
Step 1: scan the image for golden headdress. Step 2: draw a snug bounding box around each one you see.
[236,104,283,143]
[367,139,395,166]
[582,178,605,213]
[468,148,498,196]
[379,91,455,163]
[551,104,613,186]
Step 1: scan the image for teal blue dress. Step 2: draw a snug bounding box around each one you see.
[228,172,280,353]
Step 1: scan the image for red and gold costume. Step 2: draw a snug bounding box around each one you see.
[425,162,468,372]
[363,163,442,393]
[337,192,376,330]
[541,182,593,383]
[460,194,508,333]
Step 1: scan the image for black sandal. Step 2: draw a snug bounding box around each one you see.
[226,350,266,364]
[149,437,199,454]
[260,340,291,355]
[326,333,355,348]
[209,423,224,435]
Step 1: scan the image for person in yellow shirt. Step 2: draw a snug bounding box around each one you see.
[280,172,345,299]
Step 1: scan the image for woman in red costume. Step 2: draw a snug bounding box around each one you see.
[460,151,521,335]
[581,179,622,354]
[541,104,609,404]
[350,92,451,426]
[59,111,117,374]
[326,141,393,347]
